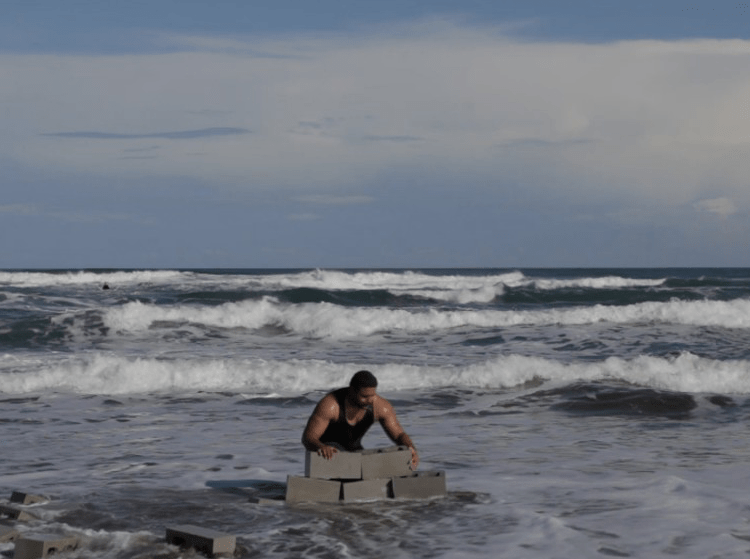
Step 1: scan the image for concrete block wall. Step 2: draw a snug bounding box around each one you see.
[303,446,413,481]
[166,524,236,557]
[292,446,446,503]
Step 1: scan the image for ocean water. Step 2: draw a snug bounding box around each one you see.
[2,268,750,558]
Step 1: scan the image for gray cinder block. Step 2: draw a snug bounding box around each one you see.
[165,525,236,557]
[285,476,342,503]
[0,504,37,521]
[341,478,392,502]
[361,446,413,480]
[391,471,447,500]
[305,450,362,480]
[13,534,79,559]
[0,525,20,543]
[10,491,48,505]
[248,496,286,506]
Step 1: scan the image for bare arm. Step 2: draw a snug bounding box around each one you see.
[374,396,419,469]
[301,394,340,459]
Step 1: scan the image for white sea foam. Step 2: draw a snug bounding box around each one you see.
[528,276,665,289]
[0,269,189,287]
[73,529,158,558]
[98,296,750,339]
[0,268,665,296]
[251,269,667,303]
[2,351,749,395]
[0,268,672,312]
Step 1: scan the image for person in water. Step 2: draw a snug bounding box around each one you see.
[302,370,419,469]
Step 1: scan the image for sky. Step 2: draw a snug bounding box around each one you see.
[1,0,750,268]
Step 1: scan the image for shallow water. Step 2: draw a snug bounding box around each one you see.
[3,386,750,558]
[3,268,750,557]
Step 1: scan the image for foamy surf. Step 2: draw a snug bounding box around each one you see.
[2,351,749,396]
[96,296,750,339]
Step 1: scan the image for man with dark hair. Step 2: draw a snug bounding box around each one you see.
[302,370,419,469]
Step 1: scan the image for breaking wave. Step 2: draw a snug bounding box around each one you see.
[2,351,749,396]
[97,297,750,339]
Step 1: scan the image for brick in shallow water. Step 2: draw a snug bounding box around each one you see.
[361,446,413,480]
[305,450,362,480]
[0,525,20,543]
[391,471,447,500]
[10,491,48,505]
[13,534,79,559]
[248,495,286,506]
[285,476,342,503]
[341,478,392,502]
[0,504,37,522]
[165,525,236,557]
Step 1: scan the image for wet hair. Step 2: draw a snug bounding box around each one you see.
[350,370,378,391]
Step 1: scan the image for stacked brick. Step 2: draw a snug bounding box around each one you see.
[286,445,447,503]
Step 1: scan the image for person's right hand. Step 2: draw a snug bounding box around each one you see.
[317,445,338,460]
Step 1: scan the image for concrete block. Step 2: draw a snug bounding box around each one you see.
[248,496,286,506]
[305,450,362,480]
[165,525,236,557]
[361,446,413,480]
[0,525,20,543]
[10,491,48,505]
[13,534,79,559]
[285,476,341,503]
[391,471,447,500]
[341,479,392,502]
[0,504,37,521]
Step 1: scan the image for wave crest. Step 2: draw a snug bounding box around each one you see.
[2,352,749,396]
[98,297,750,339]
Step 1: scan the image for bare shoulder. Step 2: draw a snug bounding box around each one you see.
[313,392,340,420]
[373,394,395,420]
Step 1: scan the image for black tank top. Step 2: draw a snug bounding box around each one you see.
[320,388,375,451]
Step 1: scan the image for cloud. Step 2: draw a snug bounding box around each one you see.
[42,127,251,140]
[499,138,594,149]
[694,197,738,217]
[0,204,38,216]
[360,135,424,143]
[287,213,321,221]
[123,146,160,152]
[288,118,425,143]
[294,195,375,205]
[154,33,310,59]
[0,203,133,223]
[3,21,750,212]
